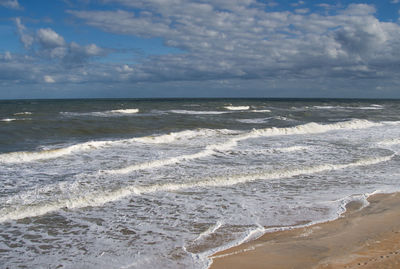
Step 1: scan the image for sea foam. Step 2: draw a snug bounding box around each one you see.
[0,129,237,164]
[0,154,393,223]
[109,109,139,114]
[224,106,250,110]
[169,110,228,115]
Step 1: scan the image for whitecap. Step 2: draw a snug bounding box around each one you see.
[0,118,16,122]
[169,110,228,115]
[224,106,250,111]
[109,109,139,114]
[14,112,32,116]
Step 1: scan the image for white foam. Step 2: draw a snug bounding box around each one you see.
[250,109,271,113]
[14,112,32,115]
[169,110,228,115]
[0,140,112,164]
[102,140,238,175]
[193,221,223,242]
[0,154,393,223]
[272,146,308,153]
[60,108,139,117]
[238,119,383,141]
[97,119,392,174]
[312,105,383,110]
[224,106,250,111]
[357,107,383,110]
[313,106,340,109]
[236,118,268,124]
[0,129,239,164]
[377,138,400,146]
[109,109,139,114]
[210,225,265,259]
[134,129,235,144]
[0,118,16,122]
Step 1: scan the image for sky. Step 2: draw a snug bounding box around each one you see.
[1,0,400,99]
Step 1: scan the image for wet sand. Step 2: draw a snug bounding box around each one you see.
[210,192,400,269]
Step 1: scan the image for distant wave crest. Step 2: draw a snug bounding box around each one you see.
[224,106,250,110]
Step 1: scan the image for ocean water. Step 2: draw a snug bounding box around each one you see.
[1,98,400,268]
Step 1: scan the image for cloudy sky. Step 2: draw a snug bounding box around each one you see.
[1,0,400,99]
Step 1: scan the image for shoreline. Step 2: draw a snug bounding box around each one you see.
[209,191,400,269]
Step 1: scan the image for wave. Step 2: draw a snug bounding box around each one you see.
[224,106,250,111]
[250,109,271,113]
[102,140,238,175]
[237,116,290,124]
[134,129,235,144]
[238,119,384,141]
[0,141,113,164]
[1,119,392,164]
[0,154,393,223]
[0,118,17,122]
[14,112,32,116]
[61,108,139,117]
[312,105,383,110]
[109,109,139,114]
[193,221,223,242]
[169,110,228,115]
[227,146,308,156]
[236,118,268,124]
[377,138,400,146]
[0,129,238,164]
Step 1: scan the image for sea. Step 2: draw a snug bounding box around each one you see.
[1,98,400,269]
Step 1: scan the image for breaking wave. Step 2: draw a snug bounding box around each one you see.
[0,129,238,164]
[14,112,32,115]
[377,138,400,146]
[250,109,271,113]
[0,154,394,223]
[134,129,236,144]
[102,140,238,175]
[61,108,139,117]
[237,119,384,141]
[1,119,391,164]
[169,110,228,115]
[224,106,250,111]
[0,118,16,122]
[109,109,139,114]
[0,141,113,164]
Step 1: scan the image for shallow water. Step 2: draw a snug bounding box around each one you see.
[1,99,400,268]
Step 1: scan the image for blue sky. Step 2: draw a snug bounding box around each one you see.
[1,0,400,99]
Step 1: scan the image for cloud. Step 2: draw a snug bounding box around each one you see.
[391,0,400,4]
[4,1,400,98]
[14,19,106,66]
[3,51,12,60]
[37,28,66,48]
[15,18,34,49]
[0,0,21,9]
[65,2,400,85]
[43,75,55,83]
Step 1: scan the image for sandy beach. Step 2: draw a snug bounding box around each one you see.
[210,192,400,269]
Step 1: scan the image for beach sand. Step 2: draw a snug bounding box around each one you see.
[210,192,400,269]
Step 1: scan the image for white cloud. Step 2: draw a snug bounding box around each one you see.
[66,2,400,85]
[4,1,400,98]
[391,0,399,4]
[0,0,21,9]
[14,21,106,66]
[44,75,55,83]
[15,18,34,49]
[37,28,66,48]
[4,51,12,60]
[295,8,309,14]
